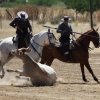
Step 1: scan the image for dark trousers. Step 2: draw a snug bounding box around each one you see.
[59,37,70,61]
[59,37,70,53]
[17,33,30,49]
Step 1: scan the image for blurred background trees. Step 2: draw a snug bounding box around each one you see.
[0,0,100,27]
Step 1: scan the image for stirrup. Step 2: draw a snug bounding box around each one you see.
[64,52,69,55]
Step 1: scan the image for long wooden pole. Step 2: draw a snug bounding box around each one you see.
[90,0,93,28]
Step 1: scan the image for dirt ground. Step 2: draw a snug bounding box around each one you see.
[0,53,100,100]
[0,21,100,100]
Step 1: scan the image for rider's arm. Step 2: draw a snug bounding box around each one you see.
[56,24,63,34]
[68,24,75,36]
[9,18,17,28]
[69,24,72,34]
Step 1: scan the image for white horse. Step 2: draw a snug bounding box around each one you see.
[0,29,56,78]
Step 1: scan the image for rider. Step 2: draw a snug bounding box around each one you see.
[56,16,74,61]
[9,11,33,48]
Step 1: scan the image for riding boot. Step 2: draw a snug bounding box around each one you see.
[66,54,70,61]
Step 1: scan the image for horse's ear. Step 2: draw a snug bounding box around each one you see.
[92,28,95,31]
[92,27,99,32]
[96,28,99,31]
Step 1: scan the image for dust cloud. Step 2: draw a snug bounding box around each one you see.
[0,72,31,86]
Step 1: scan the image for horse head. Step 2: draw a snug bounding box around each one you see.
[11,48,31,58]
[44,29,56,46]
[76,28,99,49]
[91,28,99,48]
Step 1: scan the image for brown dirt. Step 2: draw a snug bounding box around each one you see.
[0,53,100,100]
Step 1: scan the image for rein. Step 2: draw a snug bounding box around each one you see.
[43,25,100,39]
[72,31,100,39]
[29,30,56,62]
[31,30,56,47]
[32,39,44,47]
[30,40,46,62]
[71,34,97,51]
[30,41,42,57]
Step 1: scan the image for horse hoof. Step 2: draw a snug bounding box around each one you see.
[85,80,89,83]
[83,79,88,82]
[6,68,13,72]
[83,79,89,82]
[6,69,10,72]
[97,81,100,84]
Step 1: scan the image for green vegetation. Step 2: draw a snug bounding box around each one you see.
[1,0,100,14]
[0,0,63,7]
[63,0,100,14]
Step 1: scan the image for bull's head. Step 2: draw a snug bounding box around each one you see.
[11,47,31,57]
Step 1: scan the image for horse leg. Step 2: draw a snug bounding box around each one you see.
[40,58,46,64]
[84,61,98,83]
[80,63,88,82]
[0,60,5,79]
[40,55,54,66]
[46,58,54,66]
[7,68,25,76]
[0,53,14,78]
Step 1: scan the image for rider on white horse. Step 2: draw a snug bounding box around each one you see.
[0,29,56,79]
[9,11,33,48]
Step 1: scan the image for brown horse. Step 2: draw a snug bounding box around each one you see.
[40,28,100,83]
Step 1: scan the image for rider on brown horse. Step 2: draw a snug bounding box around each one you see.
[10,11,33,48]
[56,16,74,61]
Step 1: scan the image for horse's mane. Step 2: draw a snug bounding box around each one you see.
[76,29,93,42]
[31,30,48,40]
[34,30,48,36]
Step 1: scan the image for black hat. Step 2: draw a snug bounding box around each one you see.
[61,16,71,21]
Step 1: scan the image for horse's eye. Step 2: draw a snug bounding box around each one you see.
[49,36,52,39]
[49,34,52,39]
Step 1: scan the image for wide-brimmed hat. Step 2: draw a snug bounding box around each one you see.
[17,11,28,19]
[61,16,71,21]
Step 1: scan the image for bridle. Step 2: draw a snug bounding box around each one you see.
[47,28,57,46]
[29,29,56,58]
[31,29,56,47]
[73,30,100,50]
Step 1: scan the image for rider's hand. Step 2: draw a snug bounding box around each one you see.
[63,30,67,33]
[30,31,33,37]
[30,32,33,37]
[15,26,20,30]
[72,33,75,37]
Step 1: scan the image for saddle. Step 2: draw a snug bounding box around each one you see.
[12,35,30,48]
[55,39,75,50]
